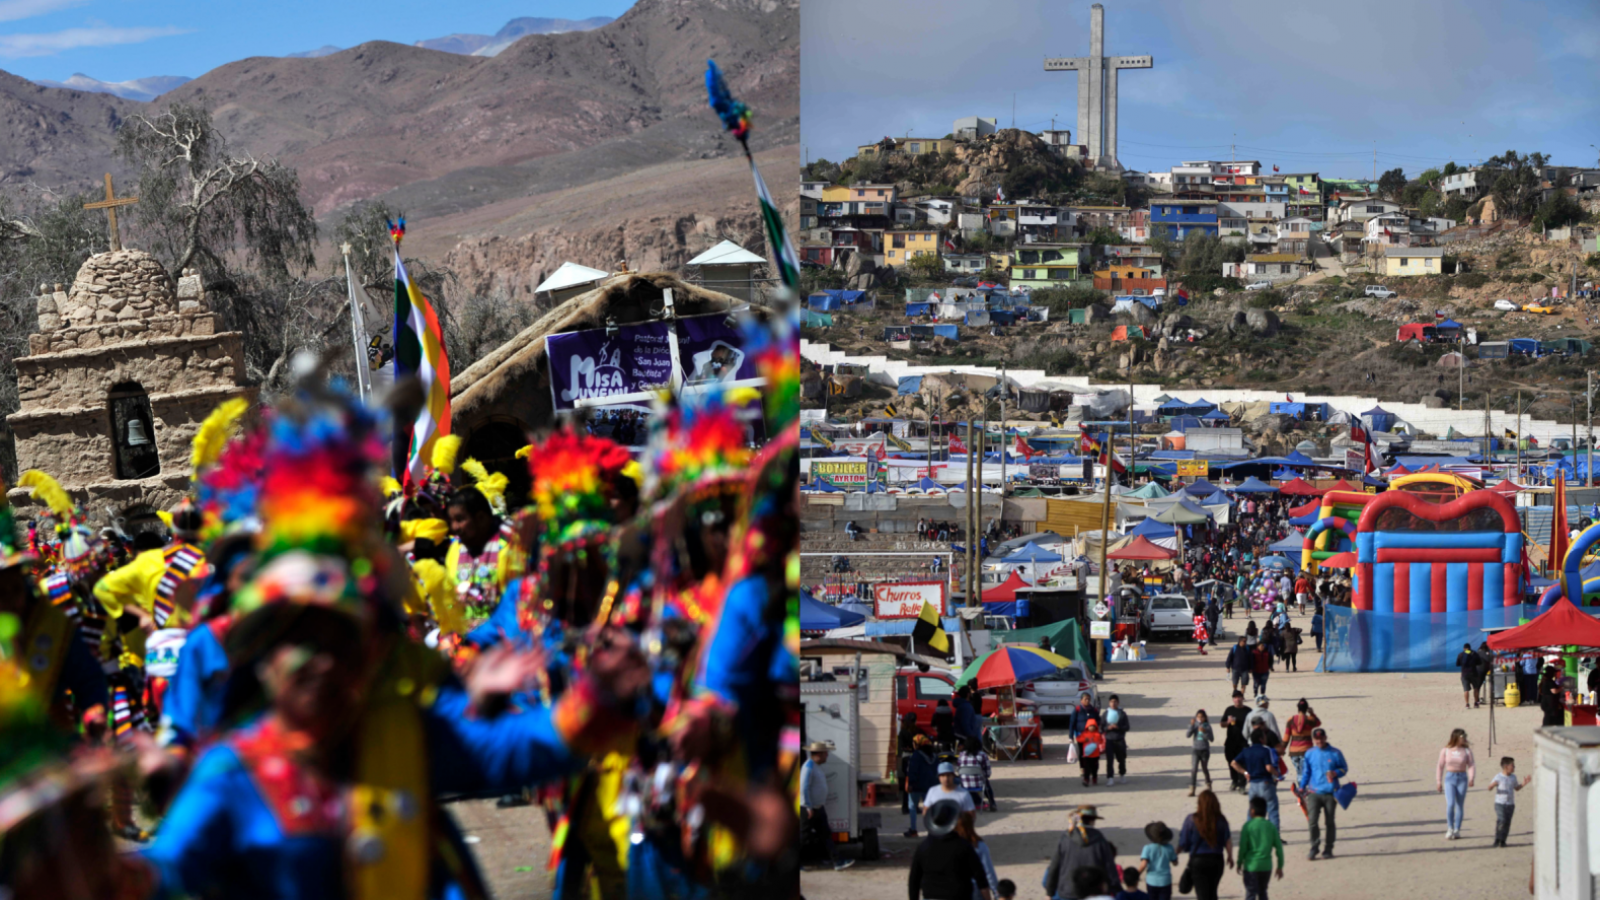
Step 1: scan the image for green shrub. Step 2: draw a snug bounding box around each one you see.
[1176,274,1242,294]
[1248,289,1284,309]
[1586,253,1600,270]
[1245,368,1278,381]
[1454,272,1488,289]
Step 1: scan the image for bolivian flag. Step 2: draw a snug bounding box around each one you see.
[912,601,950,655]
[392,224,451,485]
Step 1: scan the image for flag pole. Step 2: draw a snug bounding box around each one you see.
[342,241,372,403]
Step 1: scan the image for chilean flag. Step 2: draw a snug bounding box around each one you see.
[950,433,968,455]
[1015,435,1039,461]
[1350,424,1377,474]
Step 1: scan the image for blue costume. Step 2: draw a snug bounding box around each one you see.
[158,620,232,748]
[143,682,581,900]
[695,573,795,783]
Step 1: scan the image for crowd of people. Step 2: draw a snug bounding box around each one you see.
[0,318,801,898]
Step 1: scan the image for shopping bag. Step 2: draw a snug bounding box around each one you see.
[1066,740,1079,764]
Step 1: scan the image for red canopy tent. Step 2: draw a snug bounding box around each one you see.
[1486,597,1600,651]
[1387,463,1412,476]
[1107,535,1178,560]
[1325,479,1360,493]
[981,570,1030,603]
[1317,552,1357,569]
[1277,477,1324,496]
[1289,498,1323,518]
[1488,479,1527,495]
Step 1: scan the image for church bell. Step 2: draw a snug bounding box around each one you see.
[126,418,151,446]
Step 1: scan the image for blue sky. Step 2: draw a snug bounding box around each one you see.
[802,0,1600,180]
[0,0,634,83]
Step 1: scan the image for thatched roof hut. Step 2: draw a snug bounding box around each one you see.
[448,273,753,488]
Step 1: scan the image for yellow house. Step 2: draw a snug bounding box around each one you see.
[883,229,941,267]
[989,252,1011,272]
[1383,246,1444,277]
[820,185,851,203]
[1095,263,1155,280]
[857,137,955,158]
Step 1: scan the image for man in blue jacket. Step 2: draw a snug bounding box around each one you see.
[1067,692,1101,741]
[1298,727,1348,860]
[952,685,984,743]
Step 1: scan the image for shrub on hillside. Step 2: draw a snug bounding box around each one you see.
[1454,272,1489,289]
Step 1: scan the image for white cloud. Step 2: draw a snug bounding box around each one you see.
[0,0,85,24]
[0,25,190,58]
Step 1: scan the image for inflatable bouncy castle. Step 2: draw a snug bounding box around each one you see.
[1324,488,1530,671]
[1301,491,1373,574]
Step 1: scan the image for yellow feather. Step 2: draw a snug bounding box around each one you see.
[379,476,401,497]
[18,470,73,520]
[157,510,174,529]
[461,458,489,484]
[190,397,250,471]
[431,434,462,476]
[514,445,532,460]
[460,458,507,507]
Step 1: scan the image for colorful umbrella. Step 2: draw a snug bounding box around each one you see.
[955,644,1073,690]
[1318,552,1357,569]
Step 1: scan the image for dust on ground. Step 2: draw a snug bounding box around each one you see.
[801,626,1536,900]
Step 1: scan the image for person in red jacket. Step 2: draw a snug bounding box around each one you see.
[1250,640,1275,699]
[1078,718,1106,788]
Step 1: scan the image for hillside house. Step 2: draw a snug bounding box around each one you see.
[988,204,1018,238]
[1243,253,1307,279]
[1332,198,1402,225]
[1008,244,1083,290]
[943,253,987,274]
[801,181,827,200]
[1440,170,1480,199]
[1150,201,1218,239]
[954,116,998,139]
[882,229,941,267]
[1383,246,1444,277]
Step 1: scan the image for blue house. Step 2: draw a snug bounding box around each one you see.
[1150,201,1219,239]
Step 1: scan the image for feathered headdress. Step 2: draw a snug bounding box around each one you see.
[460,458,509,514]
[650,394,751,498]
[196,423,268,538]
[742,309,799,429]
[523,427,631,543]
[191,398,251,476]
[17,470,88,570]
[705,59,751,142]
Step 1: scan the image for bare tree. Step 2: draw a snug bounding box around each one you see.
[117,103,317,279]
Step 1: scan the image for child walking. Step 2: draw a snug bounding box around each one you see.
[1078,718,1105,787]
[1137,821,1178,900]
[1489,756,1531,847]
[958,736,995,812]
[1237,795,1284,900]
[1186,709,1214,796]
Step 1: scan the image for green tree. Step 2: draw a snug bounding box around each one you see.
[1417,168,1442,186]
[906,252,944,282]
[1533,193,1585,232]
[802,158,843,183]
[1418,190,1443,218]
[1378,167,1408,201]
[1442,161,1460,177]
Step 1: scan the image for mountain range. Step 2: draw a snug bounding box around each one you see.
[27,14,618,102]
[0,0,797,301]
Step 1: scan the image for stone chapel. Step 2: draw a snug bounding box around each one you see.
[6,249,254,520]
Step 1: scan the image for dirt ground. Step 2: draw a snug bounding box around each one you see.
[448,797,556,899]
[801,622,1538,900]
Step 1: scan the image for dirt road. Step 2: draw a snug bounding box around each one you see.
[802,633,1536,900]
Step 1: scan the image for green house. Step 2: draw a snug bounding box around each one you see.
[1009,244,1086,291]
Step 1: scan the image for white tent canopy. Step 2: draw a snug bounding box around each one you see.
[686,240,767,266]
[535,261,612,295]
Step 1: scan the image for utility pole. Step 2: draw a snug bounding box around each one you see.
[1000,363,1009,500]
[1458,335,1465,412]
[1484,393,1493,479]
[1589,369,1594,489]
[967,416,976,607]
[1373,142,1377,184]
[1096,427,1111,677]
[1517,389,1523,482]
[1012,93,1016,129]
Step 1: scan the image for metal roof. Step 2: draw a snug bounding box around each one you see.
[533,261,611,294]
[686,240,767,266]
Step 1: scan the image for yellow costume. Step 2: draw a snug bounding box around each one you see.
[92,547,179,666]
[410,557,465,635]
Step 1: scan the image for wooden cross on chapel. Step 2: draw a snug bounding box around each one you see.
[83,173,138,252]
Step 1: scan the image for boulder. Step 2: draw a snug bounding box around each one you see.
[1083,303,1113,325]
[1244,308,1280,336]
[1225,310,1249,335]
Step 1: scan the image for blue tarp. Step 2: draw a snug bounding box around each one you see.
[1268,531,1307,552]
[1230,476,1279,493]
[989,310,1019,325]
[1361,405,1396,432]
[897,375,924,394]
[1005,542,1064,563]
[802,480,843,492]
[1168,415,1204,432]
[866,616,961,638]
[816,289,866,303]
[800,590,866,631]
[930,324,960,340]
[1270,402,1306,416]
[1201,409,1231,421]
[905,302,933,317]
[1128,518,1177,540]
[1157,398,1191,413]
[808,295,841,311]
[982,600,1031,618]
[1283,450,1317,466]
[1150,450,1196,460]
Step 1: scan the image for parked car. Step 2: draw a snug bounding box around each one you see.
[1364,285,1397,299]
[1142,593,1195,639]
[1494,299,1519,311]
[952,275,979,287]
[894,667,1042,758]
[1244,281,1272,291]
[1018,662,1099,722]
[1524,302,1556,314]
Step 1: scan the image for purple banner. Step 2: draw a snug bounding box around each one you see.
[546,314,756,410]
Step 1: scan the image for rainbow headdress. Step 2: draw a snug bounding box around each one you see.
[742,308,799,430]
[523,426,631,545]
[17,471,90,576]
[651,394,751,496]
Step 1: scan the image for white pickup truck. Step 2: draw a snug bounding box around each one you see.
[1142,593,1195,638]
[1364,285,1397,299]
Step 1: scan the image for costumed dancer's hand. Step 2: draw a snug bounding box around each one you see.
[464,644,546,715]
